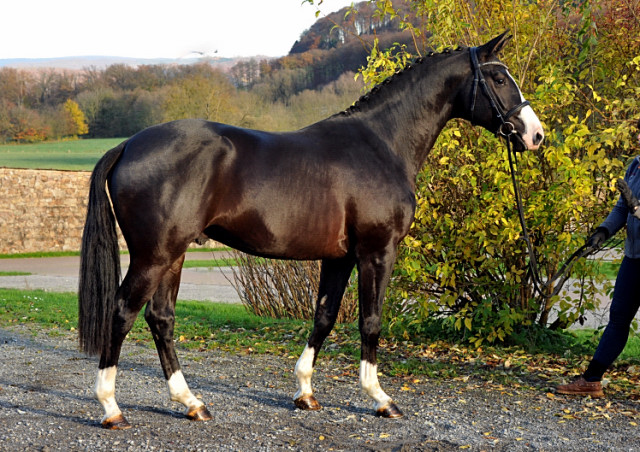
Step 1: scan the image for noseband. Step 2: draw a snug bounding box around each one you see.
[469,46,530,137]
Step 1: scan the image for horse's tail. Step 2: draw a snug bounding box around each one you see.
[78,141,127,356]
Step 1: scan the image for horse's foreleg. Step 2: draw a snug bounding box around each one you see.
[357,250,403,418]
[145,255,212,422]
[294,256,355,411]
[95,265,165,429]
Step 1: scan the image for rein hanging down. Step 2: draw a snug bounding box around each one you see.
[506,147,602,298]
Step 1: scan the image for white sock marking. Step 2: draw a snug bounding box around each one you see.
[294,344,315,400]
[167,370,204,413]
[95,366,121,422]
[360,361,392,411]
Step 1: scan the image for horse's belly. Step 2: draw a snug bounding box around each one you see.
[206,211,348,260]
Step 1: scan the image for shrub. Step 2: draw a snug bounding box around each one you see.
[357,0,640,346]
[229,251,358,324]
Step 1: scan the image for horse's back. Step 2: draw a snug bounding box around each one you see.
[108,118,415,260]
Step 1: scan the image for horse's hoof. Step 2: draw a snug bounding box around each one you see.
[186,405,213,421]
[101,414,132,430]
[376,402,404,419]
[294,394,322,411]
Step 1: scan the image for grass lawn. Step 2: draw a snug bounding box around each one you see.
[596,260,620,280]
[0,138,125,171]
[0,288,313,357]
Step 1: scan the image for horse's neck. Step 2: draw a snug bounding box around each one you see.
[350,55,466,179]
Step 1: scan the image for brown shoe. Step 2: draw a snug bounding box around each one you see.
[556,376,604,398]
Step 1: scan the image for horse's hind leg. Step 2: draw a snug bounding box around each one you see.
[144,254,212,421]
[294,256,355,411]
[95,261,168,429]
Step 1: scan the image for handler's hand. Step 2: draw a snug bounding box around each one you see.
[586,229,608,248]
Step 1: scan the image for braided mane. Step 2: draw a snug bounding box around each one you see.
[338,46,466,117]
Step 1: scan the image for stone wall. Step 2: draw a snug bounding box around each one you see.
[0,168,218,255]
[0,168,127,254]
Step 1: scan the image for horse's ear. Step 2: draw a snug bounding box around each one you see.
[477,31,512,59]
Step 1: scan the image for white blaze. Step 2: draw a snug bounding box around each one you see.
[507,69,544,150]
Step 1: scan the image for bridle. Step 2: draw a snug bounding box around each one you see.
[468,46,600,298]
[469,46,530,138]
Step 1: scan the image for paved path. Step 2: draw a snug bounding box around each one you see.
[0,252,240,303]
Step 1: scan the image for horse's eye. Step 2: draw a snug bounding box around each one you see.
[495,78,506,86]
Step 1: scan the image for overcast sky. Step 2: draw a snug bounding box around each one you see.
[1,0,356,60]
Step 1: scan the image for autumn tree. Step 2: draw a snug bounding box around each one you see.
[163,66,237,122]
[63,99,89,137]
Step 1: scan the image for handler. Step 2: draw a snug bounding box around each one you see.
[557,119,640,398]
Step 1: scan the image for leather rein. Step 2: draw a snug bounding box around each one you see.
[469,46,598,298]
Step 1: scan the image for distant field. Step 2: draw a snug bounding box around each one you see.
[0,138,125,171]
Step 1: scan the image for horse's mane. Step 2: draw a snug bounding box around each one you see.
[337,46,467,117]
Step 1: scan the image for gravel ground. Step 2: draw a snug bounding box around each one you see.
[2,325,640,451]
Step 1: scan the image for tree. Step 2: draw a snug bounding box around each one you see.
[76,88,114,137]
[0,67,30,108]
[163,69,237,122]
[63,99,89,137]
[9,106,49,143]
[229,59,261,88]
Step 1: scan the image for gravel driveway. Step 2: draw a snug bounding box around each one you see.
[2,324,640,451]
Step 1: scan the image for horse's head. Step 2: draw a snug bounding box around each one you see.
[460,32,544,152]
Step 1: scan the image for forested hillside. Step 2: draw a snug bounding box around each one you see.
[0,1,415,143]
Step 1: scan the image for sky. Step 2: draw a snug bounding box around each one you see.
[1,0,356,60]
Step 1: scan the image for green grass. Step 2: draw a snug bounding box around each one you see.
[0,271,31,276]
[0,138,125,171]
[0,289,78,329]
[0,288,319,355]
[594,260,620,280]
[0,250,82,259]
[571,328,640,363]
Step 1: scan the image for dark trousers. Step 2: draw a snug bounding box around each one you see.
[586,256,640,381]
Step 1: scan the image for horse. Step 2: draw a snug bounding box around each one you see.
[78,32,544,429]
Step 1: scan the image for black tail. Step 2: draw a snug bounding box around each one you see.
[78,141,127,355]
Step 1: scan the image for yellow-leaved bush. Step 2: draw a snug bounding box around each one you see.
[356,0,640,345]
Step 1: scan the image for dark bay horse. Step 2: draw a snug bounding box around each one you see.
[79,32,544,429]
